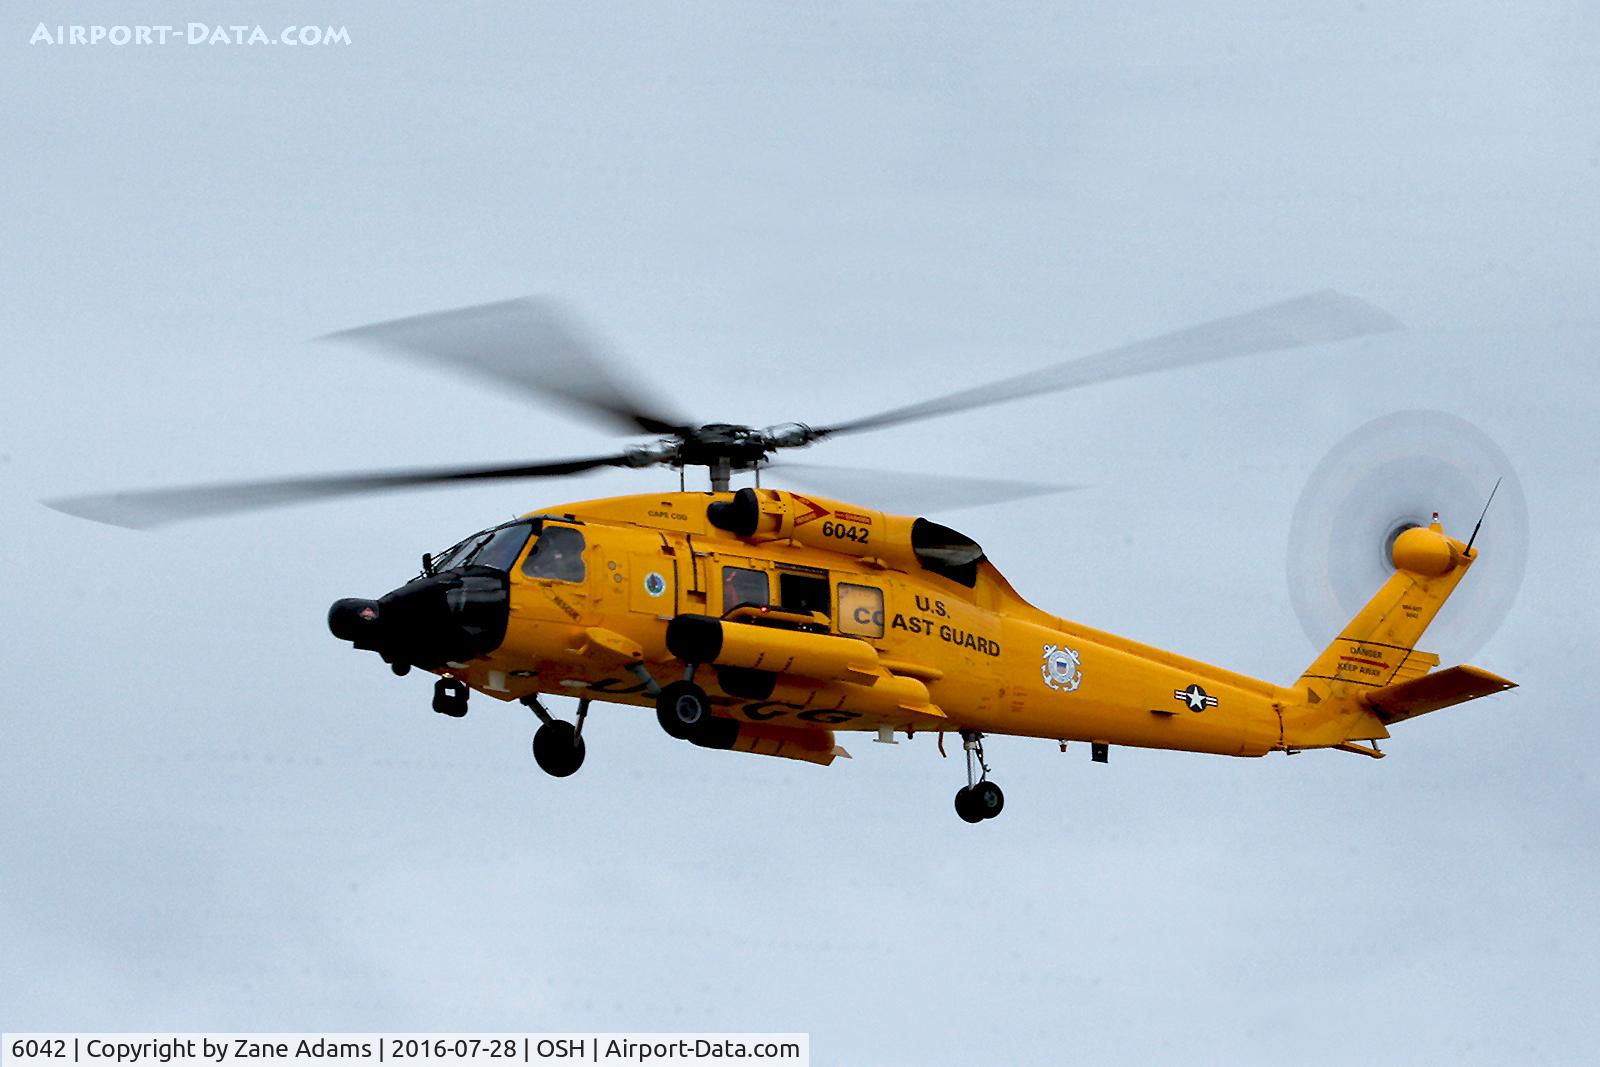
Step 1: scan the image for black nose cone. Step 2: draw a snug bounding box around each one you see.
[328,571,510,669]
[328,598,382,645]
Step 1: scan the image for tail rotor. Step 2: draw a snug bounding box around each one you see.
[1286,410,1528,660]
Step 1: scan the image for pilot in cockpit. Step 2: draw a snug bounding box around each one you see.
[523,524,586,582]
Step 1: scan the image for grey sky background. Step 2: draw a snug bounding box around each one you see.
[3,1,1597,1062]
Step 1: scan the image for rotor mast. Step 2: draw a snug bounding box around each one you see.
[710,457,733,492]
[670,422,812,493]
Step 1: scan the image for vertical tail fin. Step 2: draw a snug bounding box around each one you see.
[1286,517,1478,746]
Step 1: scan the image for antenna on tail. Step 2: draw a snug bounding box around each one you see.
[1465,477,1502,554]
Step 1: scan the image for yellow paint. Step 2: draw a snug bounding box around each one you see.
[452,490,1512,762]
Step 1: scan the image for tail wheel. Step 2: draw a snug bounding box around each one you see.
[973,780,1005,818]
[954,786,985,823]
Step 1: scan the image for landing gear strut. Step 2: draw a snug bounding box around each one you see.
[525,695,587,777]
[953,731,1004,823]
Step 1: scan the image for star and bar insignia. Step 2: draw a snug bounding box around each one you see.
[1175,683,1218,712]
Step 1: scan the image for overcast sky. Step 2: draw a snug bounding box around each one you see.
[3,2,1597,1062]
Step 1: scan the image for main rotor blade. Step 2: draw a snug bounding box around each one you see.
[815,290,1399,438]
[44,453,635,530]
[319,297,695,436]
[766,461,1079,514]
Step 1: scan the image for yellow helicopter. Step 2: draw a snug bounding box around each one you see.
[48,293,1518,822]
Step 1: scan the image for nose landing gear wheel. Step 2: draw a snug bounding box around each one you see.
[532,720,586,777]
[656,680,711,740]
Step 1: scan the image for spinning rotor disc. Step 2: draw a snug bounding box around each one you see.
[44,290,1400,528]
[1286,410,1527,660]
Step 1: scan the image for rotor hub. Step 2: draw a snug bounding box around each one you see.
[675,423,775,470]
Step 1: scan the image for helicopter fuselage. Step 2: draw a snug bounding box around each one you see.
[386,489,1296,761]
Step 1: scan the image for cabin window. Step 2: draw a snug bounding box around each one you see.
[722,566,769,610]
[778,571,831,618]
[837,583,885,638]
[522,525,586,582]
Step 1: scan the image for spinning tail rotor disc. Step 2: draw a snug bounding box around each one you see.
[1286,410,1528,659]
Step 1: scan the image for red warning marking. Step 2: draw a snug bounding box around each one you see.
[790,493,831,527]
[1339,656,1390,668]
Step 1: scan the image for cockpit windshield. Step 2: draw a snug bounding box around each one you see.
[427,521,534,575]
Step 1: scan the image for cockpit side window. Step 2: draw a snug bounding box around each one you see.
[522,525,586,582]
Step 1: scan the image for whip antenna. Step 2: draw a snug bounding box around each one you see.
[1465,477,1502,554]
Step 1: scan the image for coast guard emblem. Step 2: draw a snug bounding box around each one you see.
[1041,644,1082,692]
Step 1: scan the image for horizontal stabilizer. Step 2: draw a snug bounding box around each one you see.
[1363,665,1516,726]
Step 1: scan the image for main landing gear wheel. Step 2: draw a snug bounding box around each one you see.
[523,695,589,778]
[954,731,1005,823]
[532,720,586,777]
[656,680,712,741]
